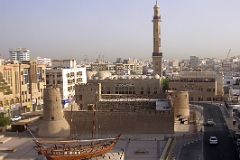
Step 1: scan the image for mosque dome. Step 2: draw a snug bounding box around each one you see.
[87,71,97,80]
[96,71,112,80]
[155,74,160,79]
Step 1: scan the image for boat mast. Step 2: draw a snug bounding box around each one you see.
[92,106,96,139]
[70,102,73,138]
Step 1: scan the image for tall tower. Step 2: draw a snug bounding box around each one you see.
[152,1,162,76]
[37,86,70,138]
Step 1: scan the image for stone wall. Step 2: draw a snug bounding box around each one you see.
[64,110,174,136]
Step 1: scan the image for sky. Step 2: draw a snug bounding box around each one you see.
[0,0,240,61]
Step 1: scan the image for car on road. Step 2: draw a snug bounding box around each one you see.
[209,136,218,145]
[236,139,240,146]
[206,119,215,126]
[11,116,22,122]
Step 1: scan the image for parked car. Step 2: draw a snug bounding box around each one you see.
[11,116,22,122]
[209,136,218,145]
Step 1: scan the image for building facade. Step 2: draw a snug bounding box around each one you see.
[9,48,30,62]
[46,59,87,107]
[52,59,76,69]
[169,71,224,101]
[115,59,143,75]
[74,83,174,134]
[189,56,199,69]
[0,61,46,115]
[36,57,52,67]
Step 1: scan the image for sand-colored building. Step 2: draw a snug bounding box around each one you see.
[87,71,163,97]
[74,82,174,135]
[0,61,46,115]
[169,71,224,101]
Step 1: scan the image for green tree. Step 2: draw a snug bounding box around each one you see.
[0,113,10,127]
[162,78,169,93]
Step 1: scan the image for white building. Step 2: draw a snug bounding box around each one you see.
[36,57,52,67]
[224,73,240,86]
[9,48,30,62]
[46,59,87,107]
[0,59,4,66]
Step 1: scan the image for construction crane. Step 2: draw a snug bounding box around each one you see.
[226,48,231,59]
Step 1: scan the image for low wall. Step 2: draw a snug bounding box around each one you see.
[64,111,174,136]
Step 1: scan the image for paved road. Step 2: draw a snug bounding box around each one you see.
[200,103,239,160]
[179,139,202,160]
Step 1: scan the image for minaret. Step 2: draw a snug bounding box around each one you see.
[152,1,162,76]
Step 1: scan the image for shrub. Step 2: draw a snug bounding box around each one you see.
[0,113,10,127]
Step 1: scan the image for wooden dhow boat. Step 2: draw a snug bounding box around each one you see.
[33,134,121,160]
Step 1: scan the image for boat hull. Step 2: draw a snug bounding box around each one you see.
[34,134,121,160]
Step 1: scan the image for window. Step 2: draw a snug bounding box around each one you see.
[147,87,151,94]
[77,71,82,76]
[154,87,158,94]
[207,97,212,101]
[207,88,211,92]
[77,78,82,83]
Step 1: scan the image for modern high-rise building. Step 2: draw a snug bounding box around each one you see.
[152,1,163,76]
[189,56,199,68]
[9,48,30,62]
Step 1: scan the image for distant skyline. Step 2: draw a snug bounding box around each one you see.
[0,0,240,61]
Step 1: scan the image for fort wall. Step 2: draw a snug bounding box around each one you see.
[64,110,174,136]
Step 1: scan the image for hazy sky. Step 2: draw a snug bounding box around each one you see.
[0,0,240,61]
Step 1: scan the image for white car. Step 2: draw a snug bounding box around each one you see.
[209,136,218,145]
[207,119,215,126]
[11,116,22,122]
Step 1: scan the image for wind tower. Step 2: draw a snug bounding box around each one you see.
[37,86,70,138]
[152,1,163,76]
